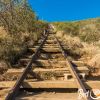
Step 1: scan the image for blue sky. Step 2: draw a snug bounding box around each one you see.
[28,0,100,22]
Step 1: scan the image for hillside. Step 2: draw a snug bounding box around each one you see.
[53,18,100,75]
[0,0,48,71]
[53,18,100,43]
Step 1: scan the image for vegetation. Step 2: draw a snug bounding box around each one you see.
[0,0,48,66]
[0,0,100,69]
[53,18,100,62]
[53,18,100,43]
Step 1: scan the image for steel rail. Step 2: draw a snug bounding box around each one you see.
[55,36,92,100]
[5,33,49,100]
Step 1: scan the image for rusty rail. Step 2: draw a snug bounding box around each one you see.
[5,33,49,100]
[55,36,92,100]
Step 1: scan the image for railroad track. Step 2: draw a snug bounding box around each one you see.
[0,31,99,100]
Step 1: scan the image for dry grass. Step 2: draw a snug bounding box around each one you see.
[0,27,7,36]
[82,43,100,58]
[0,61,8,74]
[56,31,84,59]
[53,18,100,43]
[56,31,65,38]
[88,54,100,68]
[56,31,100,75]
[54,19,100,76]
[56,31,83,48]
[0,27,41,68]
[56,31,100,58]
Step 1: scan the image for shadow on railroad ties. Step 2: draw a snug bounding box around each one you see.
[19,88,78,97]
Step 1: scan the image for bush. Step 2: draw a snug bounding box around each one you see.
[53,18,100,43]
[0,1,48,67]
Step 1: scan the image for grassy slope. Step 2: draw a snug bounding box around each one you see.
[53,18,100,66]
[53,18,100,43]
